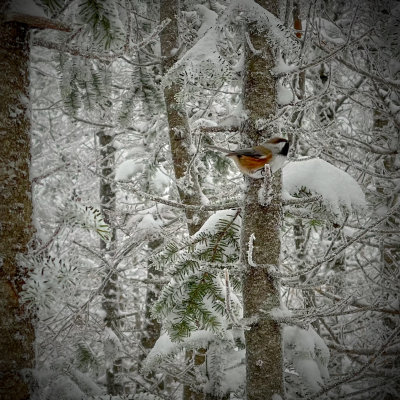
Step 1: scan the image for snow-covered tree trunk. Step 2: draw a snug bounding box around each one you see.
[140,238,163,360]
[160,0,207,236]
[240,1,284,399]
[98,129,123,395]
[160,2,213,398]
[0,20,35,400]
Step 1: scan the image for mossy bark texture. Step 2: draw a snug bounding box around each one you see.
[0,21,35,400]
[241,1,284,399]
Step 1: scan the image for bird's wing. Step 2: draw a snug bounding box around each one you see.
[227,146,272,159]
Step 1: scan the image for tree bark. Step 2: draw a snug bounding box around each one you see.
[240,1,284,399]
[160,0,207,236]
[98,129,123,395]
[0,21,35,400]
[160,1,210,398]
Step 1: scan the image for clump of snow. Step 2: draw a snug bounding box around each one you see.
[192,209,241,238]
[193,4,218,37]
[270,303,293,320]
[277,83,293,105]
[151,166,170,194]
[283,325,329,393]
[191,118,218,129]
[115,159,143,181]
[144,331,245,396]
[143,330,216,371]
[283,158,366,216]
[271,54,298,75]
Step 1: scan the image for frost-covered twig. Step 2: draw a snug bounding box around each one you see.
[224,268,240,326]
[32,223,63,255]
[282,195,322,206]
[268,205,400,279]
[247,233,257,267]
[245,31,262,55]
[274,28,374,78]
[32,18,171,61]
[328,343,400,356]
[258,164,272,206]
[119,181,240,211]
[308,325,400,399]
[315,289,400,315]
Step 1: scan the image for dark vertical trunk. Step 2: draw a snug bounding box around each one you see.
[160,0,207,236]
[240,1,284,399]
[160,1,210,398]
[0,21,35,400]
[98,130,122,395]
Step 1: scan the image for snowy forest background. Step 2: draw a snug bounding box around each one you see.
[0,0,399,399]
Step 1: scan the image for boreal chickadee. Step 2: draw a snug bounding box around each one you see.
[208,137,289,177]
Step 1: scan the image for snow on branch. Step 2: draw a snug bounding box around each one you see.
[142,330,216,372]
[282,158,366,217]
[222,0,300,56]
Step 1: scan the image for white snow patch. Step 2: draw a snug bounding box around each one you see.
[192,209,241,238]
[277,83,293,105]
[271,54,298,75]
[283,325,330,393]
[194,4,218,37]
[143,330,216,371]
[115,159,143,181]
[283,158,366,215]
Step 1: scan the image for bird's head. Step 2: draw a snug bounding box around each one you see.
[261,137,289,156]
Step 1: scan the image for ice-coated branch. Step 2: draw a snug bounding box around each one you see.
[119,181,239,211]
[245,31,262,55]
[267,204,400,279]
[308,326,400,399]
[32,18,170,61]
[282,195,322,206]
[247,233,257,267]
[258,164,272,206]
[315,289,400,315]
[224,268,240,326]
[273,28,374,79]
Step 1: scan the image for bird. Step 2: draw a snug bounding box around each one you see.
[208,137,289,177]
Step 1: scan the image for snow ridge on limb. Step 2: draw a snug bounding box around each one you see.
[221,0,300,56]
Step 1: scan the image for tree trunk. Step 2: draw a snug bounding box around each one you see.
[160,1,210,398]
[240,1,284,399]
[98,129,123,395]
[0,21,35,400]
[160,0,207,236]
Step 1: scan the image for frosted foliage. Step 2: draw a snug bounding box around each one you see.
[283,326,330,393]
[103,327,121,368]
[222,0,300,56]
[163,8,232,90]
[20,255,78,316]
[165,0,299,89]
[283,158,366,215]
[144,331,245,396]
